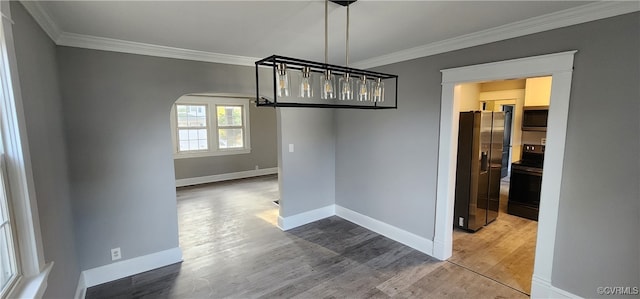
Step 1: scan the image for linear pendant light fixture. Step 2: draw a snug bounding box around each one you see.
[255,0,398,109]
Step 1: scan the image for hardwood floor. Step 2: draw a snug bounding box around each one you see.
[451,178,538,295]
[86,175,529,299]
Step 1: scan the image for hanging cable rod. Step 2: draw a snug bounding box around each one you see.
[346,3,350,67]
[325,0,328,65]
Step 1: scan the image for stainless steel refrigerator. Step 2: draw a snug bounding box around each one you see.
[454,111,504,232]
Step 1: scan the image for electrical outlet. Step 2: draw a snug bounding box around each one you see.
[459,217,464,227]
[288,144,294,153]
[255,165,259,170]
[541,138,546,145]
[111,247,121,261]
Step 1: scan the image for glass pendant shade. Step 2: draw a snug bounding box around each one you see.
[299,67,313,98]
[357,75,369,101]
[339,73,354,101]
[276,63,290,97]
[320,70,336,100]
[372,78,385,102]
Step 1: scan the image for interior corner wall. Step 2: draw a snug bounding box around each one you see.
[335,12,639,298]
[55,46,276,271]
[335,66,440,240]
[10,2,80,298]
[173,103,277,180]
[277,108,335,218]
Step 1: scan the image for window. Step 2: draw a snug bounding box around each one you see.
[0,157,17,297]
[0,11,18,297]
[171,96,250,158]
[217,105,244,149]
[0,2,51,297]
[176,104,208,152]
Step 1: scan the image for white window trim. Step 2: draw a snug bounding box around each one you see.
[171,95,251,159]
[0,2,51,299]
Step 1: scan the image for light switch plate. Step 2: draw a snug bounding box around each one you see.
[288,144,294,152]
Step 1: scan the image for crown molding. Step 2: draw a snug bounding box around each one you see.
[350,1,640,69]
[19,1,639,68]
[19,0,61,42]
[56,32,258,66]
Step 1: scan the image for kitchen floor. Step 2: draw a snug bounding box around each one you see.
[85,175,529,298]
[451,176,538,295]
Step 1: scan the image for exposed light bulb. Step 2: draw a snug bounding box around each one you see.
[320,69,336,100]
[276,63,290,97]
[299,67,313,98]
[339,73,354,101]
[357,75,369,101]
[372,78,384,102]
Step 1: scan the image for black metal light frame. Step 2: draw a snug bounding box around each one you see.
[255,55,398,110]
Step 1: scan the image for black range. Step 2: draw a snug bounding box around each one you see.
[508,144,544,220]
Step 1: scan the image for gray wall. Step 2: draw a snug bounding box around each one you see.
[336,107,436,236]
[14,1,638,296]
[11,2,80,298]
[335,12,639,298]
[173,101,277,180]
[278,108,335,217]
[56,47,276,270]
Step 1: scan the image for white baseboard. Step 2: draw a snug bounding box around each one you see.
[335,205,434,256]
[74,272,86,299]
[175,167,277,187]
[531,275,582,299]
[81,247,183,289]
[431,238,451,261]
[278,205,335,231]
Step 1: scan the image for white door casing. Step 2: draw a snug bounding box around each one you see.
[433,51,577,297]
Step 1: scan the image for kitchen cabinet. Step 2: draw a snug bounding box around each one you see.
[524,77,552,107]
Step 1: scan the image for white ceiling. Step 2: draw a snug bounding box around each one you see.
[26,1,637,67]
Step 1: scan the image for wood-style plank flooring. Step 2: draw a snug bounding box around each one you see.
[451,178,537,295]
[86,175,531,298]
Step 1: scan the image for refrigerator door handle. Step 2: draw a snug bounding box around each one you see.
[481,151,489,172]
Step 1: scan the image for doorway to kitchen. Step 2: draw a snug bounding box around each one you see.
[433,51,576,297]
[449,77,546,295]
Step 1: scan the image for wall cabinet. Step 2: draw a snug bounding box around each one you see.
[524,77,552,107]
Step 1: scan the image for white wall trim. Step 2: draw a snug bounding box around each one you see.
[335,205,434,256]
[56,32,258,66]
[434,51,576,297]
[277,204,436,257]
[531,275,583,299]
[8,261,53,299]
[441,51,577,84]
[20,1,638,69]
[351,1,638,68]
[175,167,277,187]
[81,247,182,288]
[74,272,86,299]
[18,1,62,43]
[277,205,335,231]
